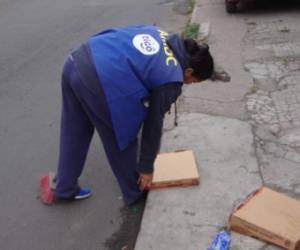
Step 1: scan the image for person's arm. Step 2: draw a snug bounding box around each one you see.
[136,82,182,175]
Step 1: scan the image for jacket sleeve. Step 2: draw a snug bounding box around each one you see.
[136,82,182,174]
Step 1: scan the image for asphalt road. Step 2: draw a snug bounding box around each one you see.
[0,0,188,249]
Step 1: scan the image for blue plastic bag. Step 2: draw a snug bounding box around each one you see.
[207,230,231,250]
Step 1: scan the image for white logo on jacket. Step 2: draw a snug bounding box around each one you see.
[132,34,160,55]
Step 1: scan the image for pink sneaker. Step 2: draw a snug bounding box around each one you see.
[39,173,56,205]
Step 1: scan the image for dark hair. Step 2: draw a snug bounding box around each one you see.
[184,38,214,80]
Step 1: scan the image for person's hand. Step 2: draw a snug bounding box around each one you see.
[137,173,153,191]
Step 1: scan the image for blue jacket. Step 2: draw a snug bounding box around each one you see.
[88,25,183,150]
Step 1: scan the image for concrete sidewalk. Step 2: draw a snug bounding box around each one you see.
[135,0,300,249]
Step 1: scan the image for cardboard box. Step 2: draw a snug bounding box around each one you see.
[151,150,200,189]
[229,187,300,250]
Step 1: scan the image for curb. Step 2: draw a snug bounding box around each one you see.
[189,1,210,41]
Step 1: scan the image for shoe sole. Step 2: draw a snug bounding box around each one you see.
[74,193,92,200]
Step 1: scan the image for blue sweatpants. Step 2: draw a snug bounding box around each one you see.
[55,46,144,205]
